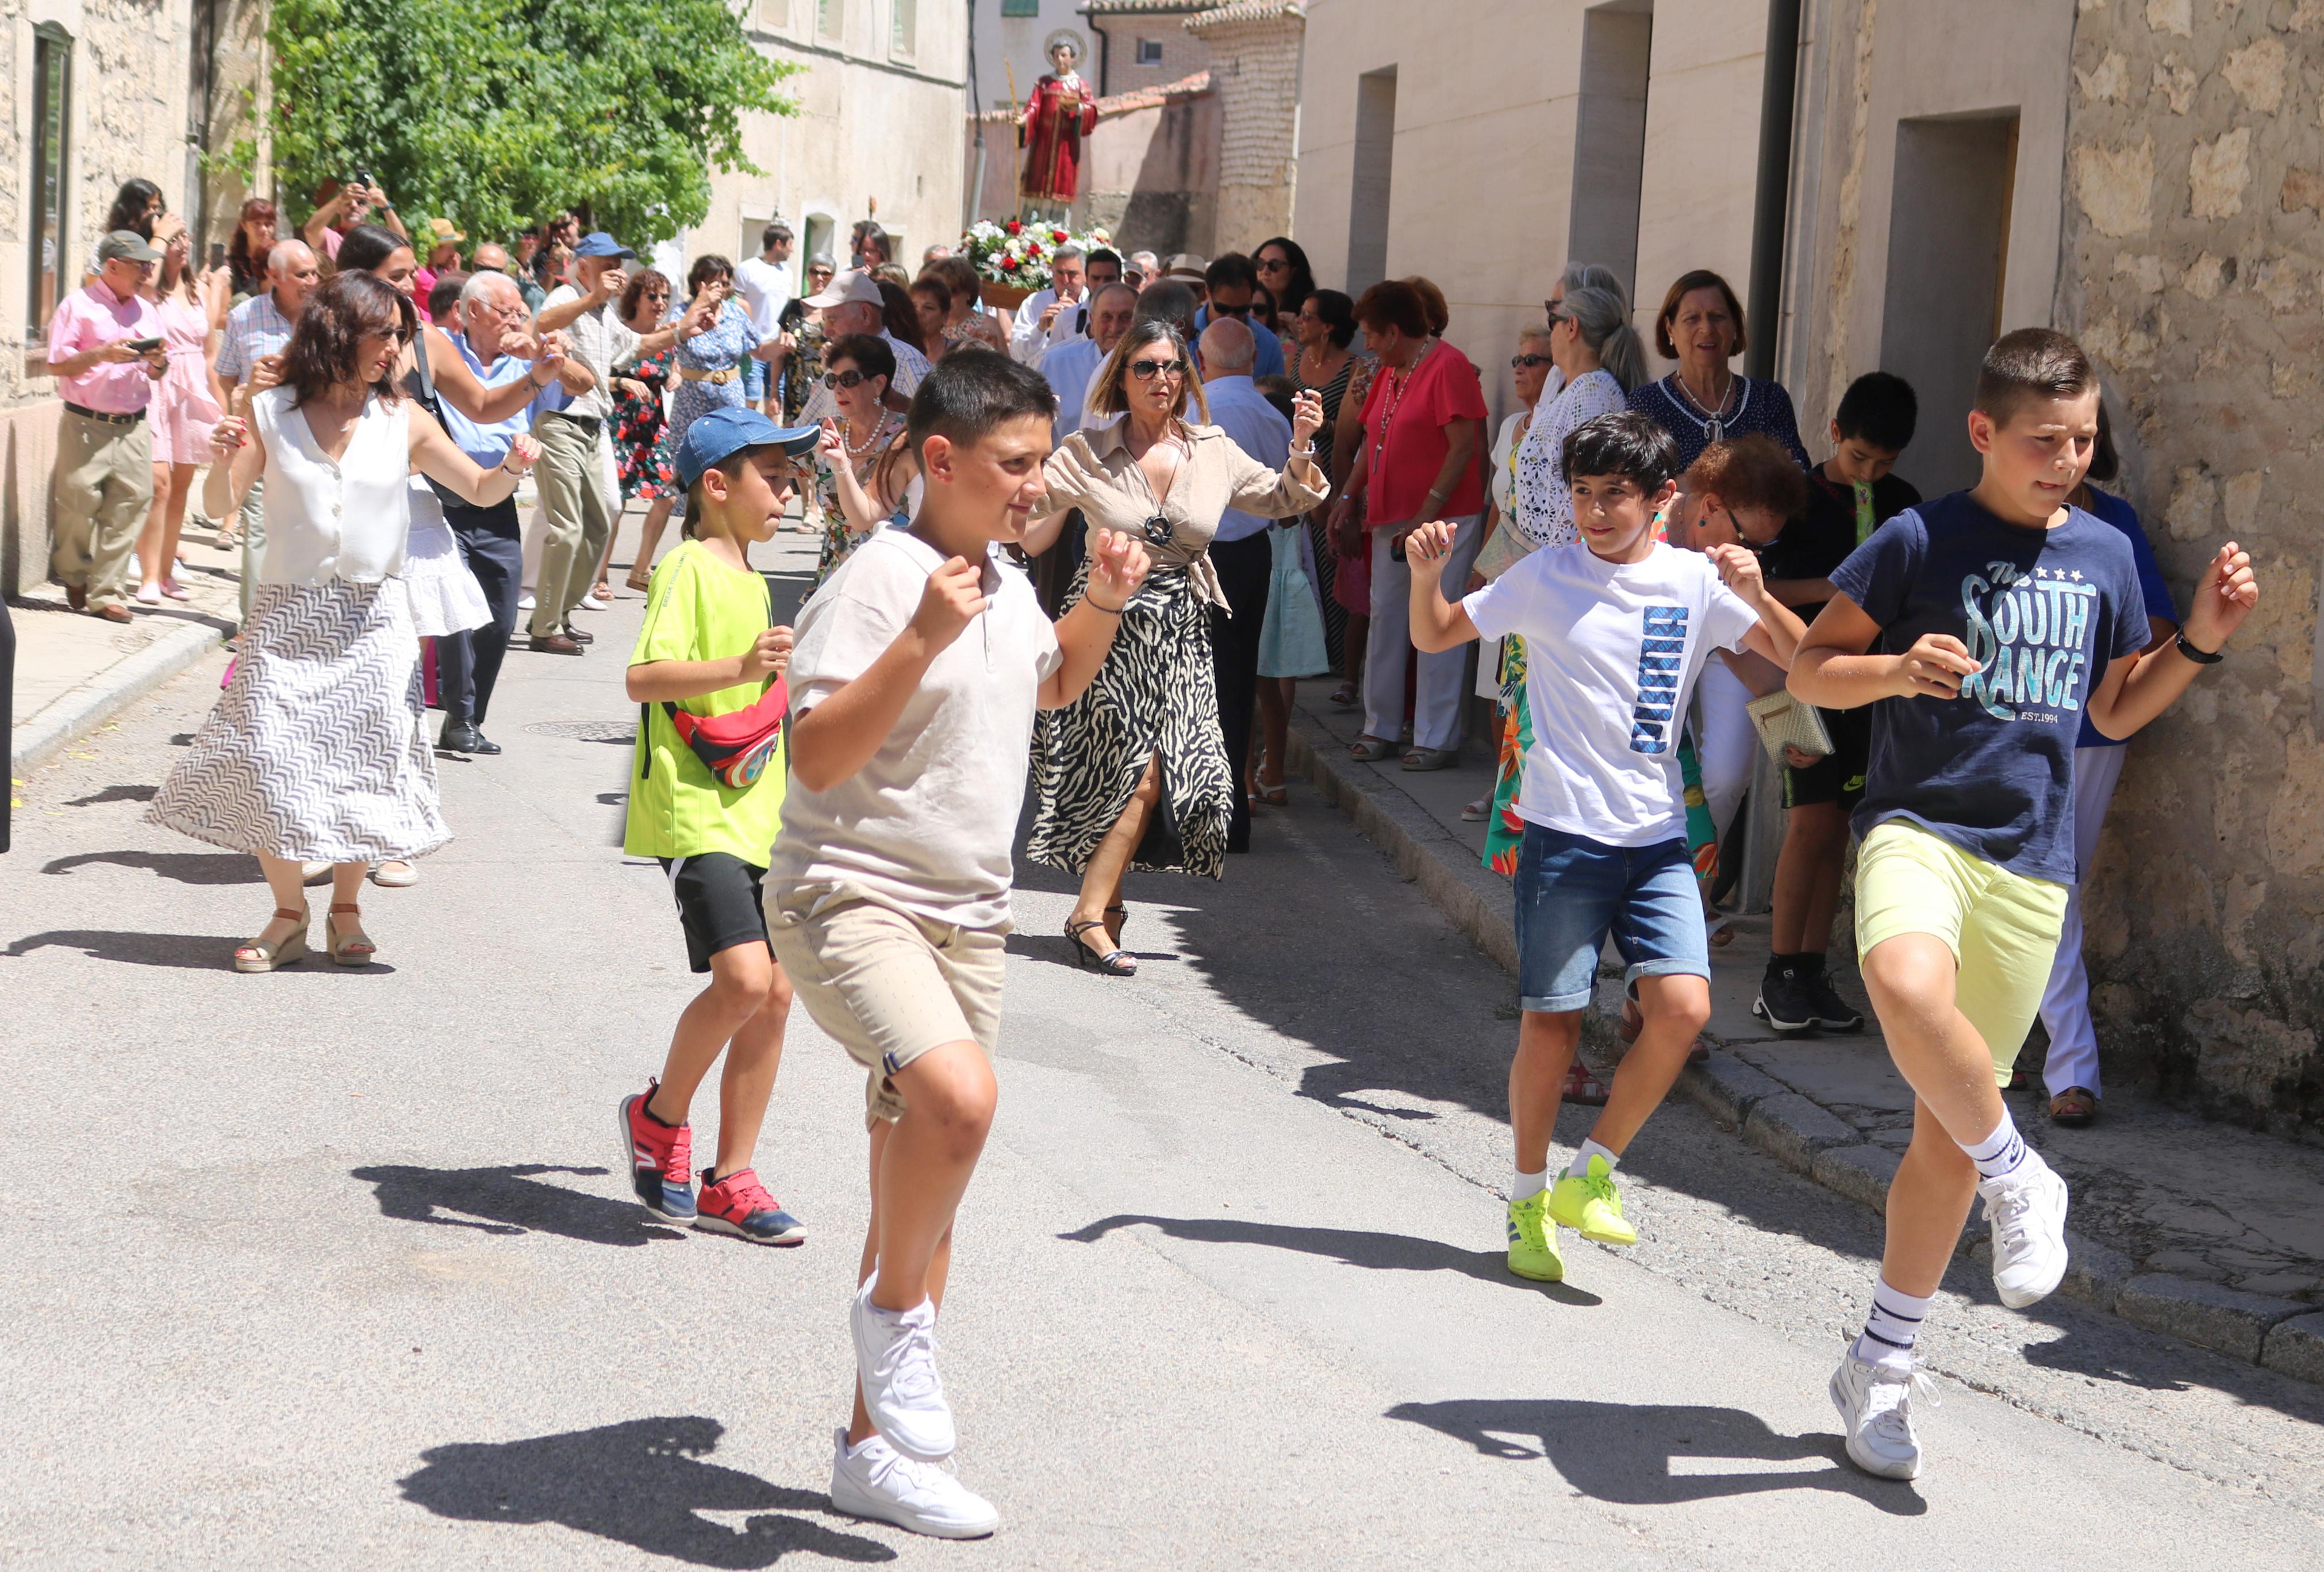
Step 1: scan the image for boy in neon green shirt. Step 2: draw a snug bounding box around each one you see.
[618,407,822,1246]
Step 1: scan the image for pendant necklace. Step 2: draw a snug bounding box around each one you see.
[1673,371,1740,444]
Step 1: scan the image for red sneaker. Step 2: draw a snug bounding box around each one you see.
[618,1080,696,1222]
[696,1168,806,1245]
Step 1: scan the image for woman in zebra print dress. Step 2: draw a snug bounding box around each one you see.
[150,272,543,972]
[1021,319,1327,974]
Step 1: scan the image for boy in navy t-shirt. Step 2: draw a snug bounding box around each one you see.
[1790,329,2258,1482]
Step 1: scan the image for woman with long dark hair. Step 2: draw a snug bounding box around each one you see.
[1022,318,1327,973]
[221,198,279,301]
[149,272,541,972]
[103,178,166,240]
[875,278,924,356]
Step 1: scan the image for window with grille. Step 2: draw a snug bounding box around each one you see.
[1136,37,1163,65]
[28,25,71,341]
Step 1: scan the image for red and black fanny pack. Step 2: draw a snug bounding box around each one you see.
[643,680,788,789]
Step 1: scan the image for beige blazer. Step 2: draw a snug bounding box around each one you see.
[1038,417,1330,609]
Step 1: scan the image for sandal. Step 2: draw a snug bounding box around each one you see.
[326,903,378,967]
[1562,1060,1611,1106]
[1461,795,1491,822]
[1327,683,1359,708]
[2048,1087,2099,1126]
[1104,903,1128,949]
[368,860,420,889]
[1706,914,1736,949]
[233,907,310,973]
[625,570,653,593]
[1401,746,1458,772]
[1253,774,1289,806]
[1349,735,1400,762]
[1065,918,1135,976]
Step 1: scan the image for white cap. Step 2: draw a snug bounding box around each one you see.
[802,269,884,308]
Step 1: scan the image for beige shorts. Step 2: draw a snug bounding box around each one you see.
[766,883,1005,1125]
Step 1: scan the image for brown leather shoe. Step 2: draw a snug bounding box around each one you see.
[566,626,595,645]
[66,584,87,611]
[95,604,133,624]
[528,632,584,655]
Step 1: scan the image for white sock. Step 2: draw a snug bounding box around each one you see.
[1511,1168,1548,1202]
[1958,1110,2029,1182]
[1853,1278,1933,1370]
[1564,1138,1619,1180]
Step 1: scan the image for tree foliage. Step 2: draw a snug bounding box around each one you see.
[268,0,798,246]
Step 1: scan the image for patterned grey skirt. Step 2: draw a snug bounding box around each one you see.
[149,579,450,863]
[1025,560,1234,880]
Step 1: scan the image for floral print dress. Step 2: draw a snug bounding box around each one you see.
[614,344,675,501]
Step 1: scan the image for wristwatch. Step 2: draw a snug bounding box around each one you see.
[2175,630,2224,664]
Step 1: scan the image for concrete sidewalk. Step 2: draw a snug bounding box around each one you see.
[1280,676,2324,1386]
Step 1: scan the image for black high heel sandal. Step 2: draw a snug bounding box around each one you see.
[1104,904,1127,945]
[1066,918,1136,976]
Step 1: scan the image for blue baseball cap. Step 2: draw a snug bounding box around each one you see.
[572,231,635,259]
[674,407,820,490]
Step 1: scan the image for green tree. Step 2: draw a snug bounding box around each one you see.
[268,0,798,247]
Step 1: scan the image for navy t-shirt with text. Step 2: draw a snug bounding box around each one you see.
[1827,491,2148,883]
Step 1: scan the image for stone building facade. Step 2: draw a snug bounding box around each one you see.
[1082,0,1212,98]
[1183,0,1302,252]
[1289,0,2324,1134]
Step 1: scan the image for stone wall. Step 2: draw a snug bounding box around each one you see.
[969,70,1219,257]
[2057,0,2324,1134]
[1184,0,1302,255]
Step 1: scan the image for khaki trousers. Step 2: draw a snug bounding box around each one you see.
[529,411,615,638]
[49,411,153,611]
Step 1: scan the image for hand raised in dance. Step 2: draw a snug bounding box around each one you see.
[1085,528,1152,610]
[1290,389,1325,446]
[2183,541,2259,654]
[1402,518,1459,580]
[1707,542,1769,608]
[1894,633,1980,700]
[210,416,250,455]
[498,432,543,478]
[911,556,988,651]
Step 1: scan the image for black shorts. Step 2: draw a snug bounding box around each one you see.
[1783,704,1872,811]
[659,853,771,973]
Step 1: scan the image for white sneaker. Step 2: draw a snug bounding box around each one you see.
[517,591,536,611]
[1829,1349,1938,1480]
[1980,1152,2069,1308]
[578,592,609,611]
[850,1278,955,1461]
[828,1429,997,1539]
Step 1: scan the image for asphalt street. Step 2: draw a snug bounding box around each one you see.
[5,527,2322,1569]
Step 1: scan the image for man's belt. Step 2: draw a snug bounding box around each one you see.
[678,365,739,385]
[540,409,603,437]
[63,402,143,426]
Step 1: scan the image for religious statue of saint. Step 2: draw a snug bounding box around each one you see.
[1019,33,1100,223]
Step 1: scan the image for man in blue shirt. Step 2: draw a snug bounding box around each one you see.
[1195,254,1286,380]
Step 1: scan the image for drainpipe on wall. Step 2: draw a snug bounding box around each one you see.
[1746,0,1803,382]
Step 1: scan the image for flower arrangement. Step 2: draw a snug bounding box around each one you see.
[958,219,1115,290]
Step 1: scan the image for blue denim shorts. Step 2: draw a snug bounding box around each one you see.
[1513,822,1710,1013]
[743,355,769,401]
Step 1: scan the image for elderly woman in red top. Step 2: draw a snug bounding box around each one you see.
[1327,279,1488,770]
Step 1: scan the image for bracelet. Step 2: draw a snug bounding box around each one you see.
[2174,629,2224,665]
[1084,596,1127,615]
[1290,442,1316,458]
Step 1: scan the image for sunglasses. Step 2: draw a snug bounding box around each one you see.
[1256,257,1289,273]
[821,368,871,390]
[1209,302,1251,319]
[1129,358,1185,380]
[1512,353,1552,369]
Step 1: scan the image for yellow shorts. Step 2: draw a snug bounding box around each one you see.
[1854,820,2068,1086]
[766,883,1005,1126]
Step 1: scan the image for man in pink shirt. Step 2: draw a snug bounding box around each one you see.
[47,231,168,621]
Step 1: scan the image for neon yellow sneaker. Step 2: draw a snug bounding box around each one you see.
[1548,1155,1637,1246]
[1505,1191,1564,1282]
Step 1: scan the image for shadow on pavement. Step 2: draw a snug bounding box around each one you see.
[63,783,157,807]
[1386,1397,1926,1515]
[3,929,243,968]
[398,1416,895,1567]
[351,1163,687,1247]
[1060,1213,1602,1306]
[43,849,260,883]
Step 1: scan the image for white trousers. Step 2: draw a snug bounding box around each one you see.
[1364,512,1485,753]
[2040,743,2128,1098]
[1690,657,1758,846]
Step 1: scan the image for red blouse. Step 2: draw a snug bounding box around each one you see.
[1359,341,1488,526]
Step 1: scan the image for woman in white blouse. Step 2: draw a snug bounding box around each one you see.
[150,272,540,971]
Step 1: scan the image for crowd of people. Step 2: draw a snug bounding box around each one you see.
[44,170,2265,1535]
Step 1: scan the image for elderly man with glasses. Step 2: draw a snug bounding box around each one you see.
[45,231,170,622]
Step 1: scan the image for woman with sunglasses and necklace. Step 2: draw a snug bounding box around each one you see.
[806,334,918,588]
[1021,319,1328,974]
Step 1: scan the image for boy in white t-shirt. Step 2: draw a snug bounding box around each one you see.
[767,352,1151,1539]
[1405,411,1806,1285]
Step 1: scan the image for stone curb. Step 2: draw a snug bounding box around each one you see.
[10,616,225,773]
[1285,706,2324,1388]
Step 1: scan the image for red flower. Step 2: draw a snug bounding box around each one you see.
[1004,219,1023,235]
[1000,255,1020,271]
[1025,240,1042,256]
[1051,228,1069,243]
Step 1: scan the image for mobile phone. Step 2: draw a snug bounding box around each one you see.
[1391,537,1408,563]
[125,336,164,352]
[208,243,225,270]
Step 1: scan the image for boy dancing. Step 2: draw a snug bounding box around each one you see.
[1789,329,2257,1480]
[767,354,1151,1537]
[1405,411,1806,1285]
[619,407,820,1244]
